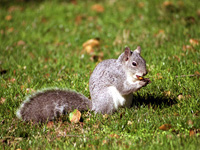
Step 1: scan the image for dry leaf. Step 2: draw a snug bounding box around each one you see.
[17,40,26,46]
[7,27,14,33]
[91,4,104,13]
[189,129,200,137]
[0,97,6,104]
[127,121,133,125]
[109,134,120,138]
[187,120,193,126]
[197,9,200,17]
[173,55,180,62]
[155,73,163,80]
[159,124,172,131]
[138,2,145,8]
[195,71,200,76]
[189,39,199,46]
[75,15,82,25]
[5,15,12,21]
[189,130,195,136]
[82,38,100,54]
[164,91,171,96]
[47,121,54,128]
[8,6,22,13]
[177,94,184,100]
[103,114,108,119]
[69,109,81,123]
[163,1,173,7]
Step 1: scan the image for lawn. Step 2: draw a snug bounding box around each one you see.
[0,0,200,149]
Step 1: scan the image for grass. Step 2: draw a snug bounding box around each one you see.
[0,0,200,149]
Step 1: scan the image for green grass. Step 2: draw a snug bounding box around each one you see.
[0,0,200,149]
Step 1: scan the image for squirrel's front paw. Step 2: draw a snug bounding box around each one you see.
[139,79,151,87]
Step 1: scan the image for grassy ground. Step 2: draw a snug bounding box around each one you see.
[0,0,200,149]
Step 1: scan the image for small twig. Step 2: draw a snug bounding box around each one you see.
[175,74,200,78]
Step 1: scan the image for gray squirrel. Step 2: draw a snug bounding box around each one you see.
[16,46,150,123]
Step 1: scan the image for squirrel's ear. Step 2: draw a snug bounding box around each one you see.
[124,47,131,61]
[134,46,141,54]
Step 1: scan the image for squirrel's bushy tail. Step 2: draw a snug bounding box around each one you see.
[16,89,92,123]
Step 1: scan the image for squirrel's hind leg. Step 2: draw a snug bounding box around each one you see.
[91,88,116,114]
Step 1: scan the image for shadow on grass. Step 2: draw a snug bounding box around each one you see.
[132,93,177,109]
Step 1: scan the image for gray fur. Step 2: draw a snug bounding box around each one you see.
[17,89,91,123]
[16,46,149,122]
[89,46,148,114]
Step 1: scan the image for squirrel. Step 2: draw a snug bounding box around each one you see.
[16,46,150,123]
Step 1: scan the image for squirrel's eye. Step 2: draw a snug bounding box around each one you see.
[132,61,137,66]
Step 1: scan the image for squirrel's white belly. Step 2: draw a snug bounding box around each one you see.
[108,86,132,109]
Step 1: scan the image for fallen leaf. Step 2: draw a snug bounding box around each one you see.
[7,27,14,33]
[155,73,163,80]
[197,9,200,17]
[127,121,133,125]
[187,120,193,126]
[82,38,100,54]
[182,45,192,51]
[91,4,104,13]
[189,130,195,136]
[164,91,171,96]
[177,94,184,100]
[163,1,173,7]
[90,52,104,62]
[0,97,6,104]
[8,6,22,13]
[103,114,108,119]
[173,55,180,62]
[138,2,145,8]
[189,129,200,137]
[109,134,120,138]
[17,40,26,46]
[47,121,54,128]
[9,78,16,83]
[195,71,200,76]
[5,15,12,21]
[159,124,172,131]
[69,109,81,123]
[75,15,82,25]
[189,39,199,46]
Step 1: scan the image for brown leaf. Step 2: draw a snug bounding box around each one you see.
[197,9,200,17]
[109,134,120,138]
[69,109,81,123]
[91,4,104,13]
[189,130,195,136]
[7,27,14,33]
[177,94,184,100]
[138,2,145,8]
[75,15,82,25]
[9,78,16,83]
[187,120,193,126]
[47,121,54,128]
[8,6,22,13]
[159,124,172,131]
[0,97,6,104]
[163,1,173,7]
[164,91,171,96]
[189,39,199,46]
[195,71,200,76]
[173,55,180,62]
[82,38,100,54]
[17,40,26,46]
[5,15,12,21]
[155,73,163,80]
